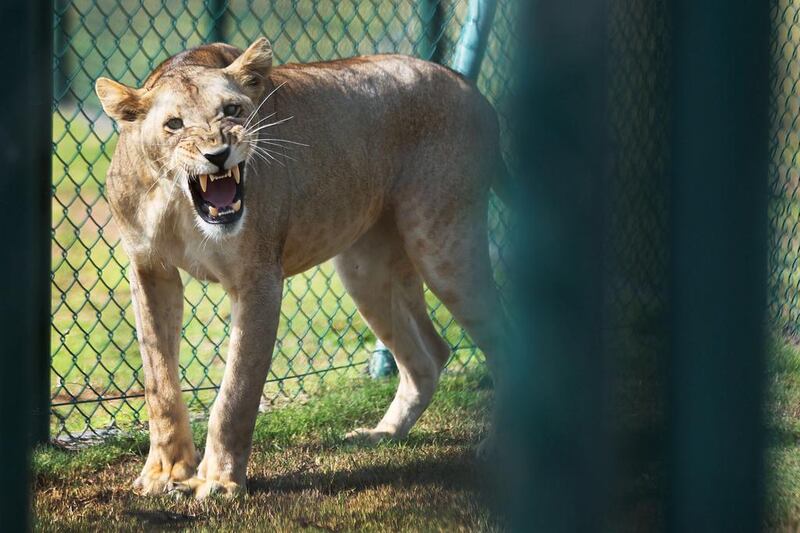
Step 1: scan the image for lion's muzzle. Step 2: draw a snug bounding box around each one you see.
[188,163,245,224]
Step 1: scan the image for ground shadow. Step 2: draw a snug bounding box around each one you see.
[248,447,487,496]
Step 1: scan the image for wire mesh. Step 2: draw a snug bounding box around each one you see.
[50,0,516,440]
[770,0,800,341]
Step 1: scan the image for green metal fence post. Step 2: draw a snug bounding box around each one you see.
[0,0,53,528]
[669,0,770,531]
[208,0,227,43]
[420,0,444,63]
[452,0,497,80]
[368,340,397,379]
[498,1,611,529]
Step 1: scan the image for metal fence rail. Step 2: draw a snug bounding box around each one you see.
[50,0,516,440]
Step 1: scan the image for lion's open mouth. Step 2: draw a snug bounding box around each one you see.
[188,163,245,224]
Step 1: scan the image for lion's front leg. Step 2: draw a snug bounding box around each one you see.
[172,272,283,499]
[129,264,198,495]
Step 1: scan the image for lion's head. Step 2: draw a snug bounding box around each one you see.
[95,38,274,236]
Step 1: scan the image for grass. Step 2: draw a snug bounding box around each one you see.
[32,332,800,531]
[33,371,497,532]
[767,340,800,529]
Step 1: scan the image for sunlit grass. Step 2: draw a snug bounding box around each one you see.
[34,370,496,532]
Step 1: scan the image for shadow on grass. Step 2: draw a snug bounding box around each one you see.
[767,426,800,449]
[248,448,487,496]
[123,509,201,528]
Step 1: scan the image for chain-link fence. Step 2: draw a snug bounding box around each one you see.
[50,0,516,440]
[52,0,800,445]
[770,0,800,340]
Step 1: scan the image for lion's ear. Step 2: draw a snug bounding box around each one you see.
[225,38,273,100]
[95,77,146,123]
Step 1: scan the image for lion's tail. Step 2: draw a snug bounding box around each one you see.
[475,91,513,206]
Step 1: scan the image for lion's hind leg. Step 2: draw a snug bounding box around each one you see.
[397,195,508,457]
[334,215,450,444]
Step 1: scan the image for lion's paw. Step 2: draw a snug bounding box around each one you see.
[168,477,245,499]
[344,427,396,445]
[133,459,196,495]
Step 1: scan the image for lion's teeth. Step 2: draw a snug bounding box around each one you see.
[232,200,241,212]
[209,170,231,182]
[232,165,240,184]
[208,206,219,217]
[199,175,208,192]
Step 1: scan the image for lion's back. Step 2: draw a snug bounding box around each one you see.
[270,55,501,274]
[273,54,494,127]
[272,54,500,177]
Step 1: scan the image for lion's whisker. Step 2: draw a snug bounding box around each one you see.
[248,140,301,151]
[249,145,286,167]
[247,148,274,167]
[245,142,298,163]
[134,161,174,219]
[246,141,291,156]
[252,137,310,147]
[246,111,278,130]
[250,149,272,165]
[245,115,295,135]
[244,81,286,129]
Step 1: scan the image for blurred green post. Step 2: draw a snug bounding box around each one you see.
[669,0,769,531]
[0,0,52,529]
[208,0,227,44]
[420,0,444,63]
[499,1,611,530]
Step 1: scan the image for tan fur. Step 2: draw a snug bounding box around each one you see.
[96,39,507,498]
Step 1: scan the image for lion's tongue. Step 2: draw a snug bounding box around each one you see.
[201,177,237,207]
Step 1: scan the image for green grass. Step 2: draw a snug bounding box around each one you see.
[33,339,800,530]
[766,340,800,528]
[34,371,496,532]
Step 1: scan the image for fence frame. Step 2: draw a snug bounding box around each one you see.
[501,0,771,529]
[499,0,611,529]
[668,0,769,529]
[0,0,53,527]
[453,0,498,80]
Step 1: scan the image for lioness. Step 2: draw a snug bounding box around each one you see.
[95,38,507,498]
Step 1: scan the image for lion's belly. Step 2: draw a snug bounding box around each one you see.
[280,181,386,277]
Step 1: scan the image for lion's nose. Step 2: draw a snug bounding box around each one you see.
[203,145,230,171]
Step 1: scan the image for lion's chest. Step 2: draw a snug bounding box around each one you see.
[158,218,241,286]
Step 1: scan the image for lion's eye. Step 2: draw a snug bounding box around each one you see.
[164,118,183,130]
[223,104,241,117]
